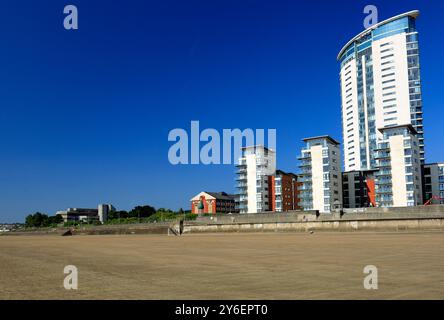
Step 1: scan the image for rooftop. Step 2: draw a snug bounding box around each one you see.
[302,135,340,145]
[337,10,420,61]
[205,192,236,201]
[377,124,418,134]
[241,145,275,152]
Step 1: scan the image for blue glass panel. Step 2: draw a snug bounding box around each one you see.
[373,28,405,42]
[372,17,409,37]
[357,40,371,52]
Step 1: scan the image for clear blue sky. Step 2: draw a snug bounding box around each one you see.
[1,0,443,222]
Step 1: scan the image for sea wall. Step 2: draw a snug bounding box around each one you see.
[184,205,444,233]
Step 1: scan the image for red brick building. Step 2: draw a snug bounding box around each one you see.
[190,192,238,214]
[270,170,302,212]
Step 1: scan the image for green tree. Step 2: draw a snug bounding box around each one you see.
[25,212,63,228]
[25,212,49,228]
[129,205,156,218]
[47,215,63,226]
[108,210,129,220]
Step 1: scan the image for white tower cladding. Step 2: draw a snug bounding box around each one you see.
[235,145,276,213]
[338,10,424,171]
[375,125,422,207]
[298,136,342,213]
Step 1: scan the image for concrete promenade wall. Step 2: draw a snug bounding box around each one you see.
[5,206,444,236]
[185,205,444,233]
[3,222,172,236]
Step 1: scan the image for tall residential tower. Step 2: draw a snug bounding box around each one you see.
[337,10,424,172]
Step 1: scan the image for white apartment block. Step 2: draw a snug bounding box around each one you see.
[298,136,342,213]
[236,146,276,213]
[375,125,422,207]
[338,10,424,172]
[422,163,444,204]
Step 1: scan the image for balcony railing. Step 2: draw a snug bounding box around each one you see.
[375,169,391,177]
[376,179,392,186]
[375,143,389,151]
[299,176,313,183]
[297,153,311,160]
[377,160,391,168]
[299,160,312,167]
[375,152,390,160]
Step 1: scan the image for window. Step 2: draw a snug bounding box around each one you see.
[380,42,393,47]
[382,79,396,84]
[381,48,393,54]
[381,60,394,66]
[381,54,394,60]
[382,72,395,78]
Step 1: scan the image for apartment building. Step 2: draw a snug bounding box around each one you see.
[56,204,115,223]
[422,163,444,204]
[269,170,301,212]
[236,146,276,213]
[342,170,377,208]
[338,10,425,171]
[375,124,422,207]
[298,136,342,213]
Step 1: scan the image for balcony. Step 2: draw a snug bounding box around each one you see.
[236,167,247,174]
[377,160,391,168]
[375,152,390,160]
[376,179,392,186]
[297,153,311,160]
[300,184,312,191]
[299,170,312,176]
[235,161,247,168]
[299,160,312,167]
[299,194,313,201]
[376,188,393,194]
[299,176,313,183]
[299,201,313,208]
[375,143,389,151]
[375,169,391,177]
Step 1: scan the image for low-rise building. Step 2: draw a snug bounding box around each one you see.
[56,204,114,223]
[190,192,238,214]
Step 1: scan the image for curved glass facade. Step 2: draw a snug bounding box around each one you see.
[339,16,416,67]
[338,11,424,172]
